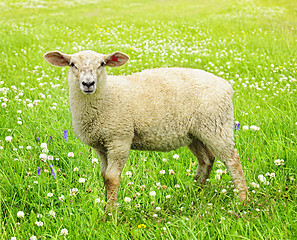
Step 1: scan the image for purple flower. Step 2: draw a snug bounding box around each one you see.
[37,167,41,175]
[234,123,240,131]
[49,135,53,141]
[63,129,68,142]
[36,137,40,143]
[50,165,56,179]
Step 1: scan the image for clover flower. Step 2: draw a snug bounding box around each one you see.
[251,182,260,188]
[274,159,285,166]
[149,191,156,197]
[67,152,74,157]
[39,153,47,162]
[60,228,68,236]
[92,158,98,164]
[78,178,85,183]
[250,125,260,131]
[47,192,53,197]
[5,136,12,143]
[40,143,47,149]
[35,221,43,227]
[59,195,65,201]
[242,125,249,131]
[124,197,131,203]
[17,211,24,218]
[49,210,56,217]
[258,175,269,185]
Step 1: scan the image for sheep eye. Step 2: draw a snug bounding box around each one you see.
[100,62,105,67]
[70,62,76,68]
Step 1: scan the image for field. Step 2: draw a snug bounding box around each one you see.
[0,0,297,239]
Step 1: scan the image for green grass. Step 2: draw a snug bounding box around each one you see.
[0,0,297,239]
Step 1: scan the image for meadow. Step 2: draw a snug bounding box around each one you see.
[0,0,296,239]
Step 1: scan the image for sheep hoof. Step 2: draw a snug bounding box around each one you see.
[238,191,250,203]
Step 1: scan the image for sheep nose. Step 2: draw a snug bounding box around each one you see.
[82,81,95,88]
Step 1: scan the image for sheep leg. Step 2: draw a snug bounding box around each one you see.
[188,140,215,185]
[223,149,249,201]
[103,141,131,208]
[93,149,107,180]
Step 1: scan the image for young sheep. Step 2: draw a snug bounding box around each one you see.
[43,50,249,207]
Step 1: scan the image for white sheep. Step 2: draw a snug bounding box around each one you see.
[43,50,249,207]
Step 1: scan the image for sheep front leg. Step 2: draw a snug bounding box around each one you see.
[103,141,131,208]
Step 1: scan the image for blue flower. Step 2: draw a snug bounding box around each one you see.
[234,123,240,131]
[50,165,56,179]
[63,129,68,142]
[37,167,41,175]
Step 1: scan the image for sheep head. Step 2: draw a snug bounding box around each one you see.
[43,50,129,95]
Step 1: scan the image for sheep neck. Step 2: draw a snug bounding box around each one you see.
[67,72,108,144]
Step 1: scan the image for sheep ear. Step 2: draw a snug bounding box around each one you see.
[43,51,71,67]
[104,52,129,67]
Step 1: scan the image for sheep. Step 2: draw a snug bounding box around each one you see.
[43,50,249,208]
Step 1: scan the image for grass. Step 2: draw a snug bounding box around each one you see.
[0,0,297,239]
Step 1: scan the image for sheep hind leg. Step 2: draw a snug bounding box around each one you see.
[188,140,215,186]
[223,149,249,201]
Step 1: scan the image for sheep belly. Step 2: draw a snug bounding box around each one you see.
[131,121,193,152]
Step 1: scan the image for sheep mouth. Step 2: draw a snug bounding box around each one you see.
[82,90,95,95]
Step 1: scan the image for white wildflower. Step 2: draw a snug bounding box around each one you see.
[78,178,85,183]
[149,191,156,197]
[242,125,249,131]
[60,228,68,236]
[40,143,47,149]
[125,171,132,177]
[67,152,74,157]
[5,136,12,143]
[47,192,53,197]
[49,210,55,217]
[39,153,47,162]
[17,211,24,218]
[250,125,260,131]
[35,221,43,227]
[92,158,98,164]
[59,195,65,201]
[124,197,131,203]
